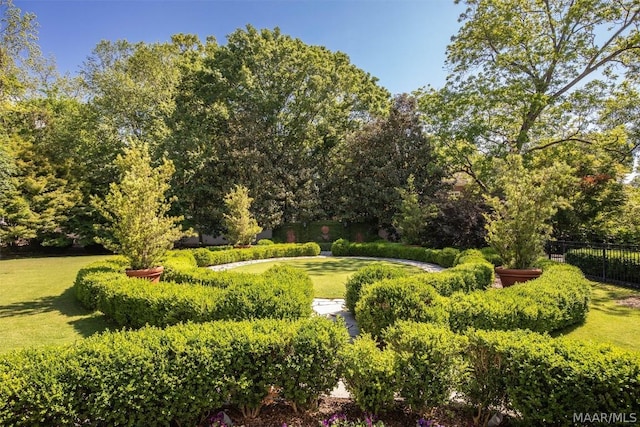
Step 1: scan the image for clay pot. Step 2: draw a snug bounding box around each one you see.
[125,266,164,283]
[495,266,542,287]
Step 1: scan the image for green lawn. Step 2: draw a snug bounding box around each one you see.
[557,282,640,352]
[2,255,639,355]
[0,255,114,354]
[229,257,423,298]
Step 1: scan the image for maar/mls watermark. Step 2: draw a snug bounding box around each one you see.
[573,413,637,424]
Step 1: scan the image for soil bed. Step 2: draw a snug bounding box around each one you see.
[204,397,489,427]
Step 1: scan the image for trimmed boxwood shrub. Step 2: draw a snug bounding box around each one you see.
[345,251,494,315]
[0,318,348,426]
[191,242,321,267]
[331,240,463,268]
[463,329,640,426]
[448,264,591,333]
[355,277,450,338]
[339,334,396,415]
[75,253,314,328]
[384,322,467,412]
[344,263,411,313]
[355,262,590,338]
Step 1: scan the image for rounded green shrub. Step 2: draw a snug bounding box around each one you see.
[340,334,396,415]
[344,262,411,313]
[355,277,449,339]
[257,238,275,245]
[463,329,640,425]
[384,321,468,412]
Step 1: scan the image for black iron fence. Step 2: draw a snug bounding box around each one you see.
[545,241,640,288]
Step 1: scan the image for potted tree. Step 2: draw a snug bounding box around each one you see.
[484,155,571,287]
[92,142,192,282]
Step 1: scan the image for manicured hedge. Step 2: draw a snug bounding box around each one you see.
[75,251,314,328]
[340,322,467,415]
[448,263,591,333]
[463,329,640,426]
[344,263,411,313]
[331,239,461,268]
[566,248,640,286]
[190,242,320,267]
[0,318,348,426]
[355,263,591,338]
[346,249,495,318]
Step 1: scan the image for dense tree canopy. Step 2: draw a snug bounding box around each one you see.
[1,0,639,249]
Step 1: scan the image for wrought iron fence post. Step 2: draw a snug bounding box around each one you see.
[602,242,608,282]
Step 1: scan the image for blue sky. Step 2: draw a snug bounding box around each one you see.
[14,0,465,94]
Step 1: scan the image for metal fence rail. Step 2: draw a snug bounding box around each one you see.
[545,240,640,289]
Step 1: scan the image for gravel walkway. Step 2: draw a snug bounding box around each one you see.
[207,252,445,272]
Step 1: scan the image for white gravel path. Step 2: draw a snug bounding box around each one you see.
[207,252,445,272]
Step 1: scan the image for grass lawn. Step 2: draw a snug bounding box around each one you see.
[0,255,114,354]
[229,257,424,298]
[556,281,640,352]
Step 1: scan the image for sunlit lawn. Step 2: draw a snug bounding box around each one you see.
[0,255,114,353]
[229,257,423,298]
[2,254,639,354]
[557,281,640,352]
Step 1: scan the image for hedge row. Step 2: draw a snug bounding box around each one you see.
[340,323,640,424]
[355,263,591,338]
[566,248,640,286]
[331,239,461,268]
[465,329,640,426]
[345,249,495,317]
[190,242,321,267]
[74,251,313,328]
[0,318,348,426]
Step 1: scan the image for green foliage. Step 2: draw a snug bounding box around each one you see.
[393,174,433,245]
[463,329,640,426]
[448,264,591,333]
[340,335,396,415]
[565,248,640,286]
[484,155,571,269]
[344,262,411,313]
[355,277,449,339]
[0,318,347,426]
[188,242,321,267]
[256,238,274,245]
[74,253,314,328]
[328,94,444,227]
[92,142,192,269]
[222,184,263,247]
[384,322,468,412]
[331,240,459,265]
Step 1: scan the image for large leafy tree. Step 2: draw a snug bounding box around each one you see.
[329,94,444,228]
[172,26,390,233]
[422,0,640,190]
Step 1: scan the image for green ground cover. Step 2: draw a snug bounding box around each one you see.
[558,281,640,351]
[229,257,423,298]
[0,255,113,353]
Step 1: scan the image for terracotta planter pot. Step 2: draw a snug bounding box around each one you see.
[495,266,542,287]
[125,266,164,283]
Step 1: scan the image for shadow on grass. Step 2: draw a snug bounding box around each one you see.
[0,286,115,338]
[588,283,640,317]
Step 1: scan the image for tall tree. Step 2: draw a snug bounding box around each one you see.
[172,26,390,233]
[423,0,640,190]
[329,94,444,228]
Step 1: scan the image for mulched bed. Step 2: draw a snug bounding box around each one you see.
[203,397,486,426]
[616,296,640,309]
